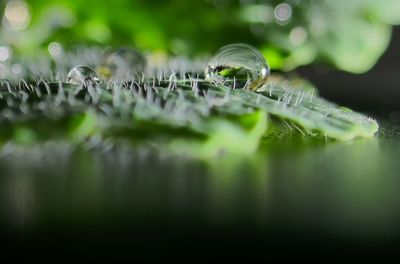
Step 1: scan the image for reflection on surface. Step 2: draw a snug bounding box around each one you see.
[0,122,400,244]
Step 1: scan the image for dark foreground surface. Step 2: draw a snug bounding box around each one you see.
[0,115,400,260]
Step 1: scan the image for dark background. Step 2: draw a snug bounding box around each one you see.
[300,26,400,114]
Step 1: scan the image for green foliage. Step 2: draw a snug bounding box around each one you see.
[1,0,400,72]
[0,62,378,158]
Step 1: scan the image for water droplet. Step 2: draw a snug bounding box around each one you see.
[100,48,146,80]
[67,65,99,86]
[205,43,270,91]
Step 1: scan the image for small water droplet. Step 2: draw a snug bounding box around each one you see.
[100,48,146,80]
[67,65,99,86]
[205,43,269,91]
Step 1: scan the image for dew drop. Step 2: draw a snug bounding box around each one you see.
[100,48,146,80]
[67,65,99,86]
[205,43,269,91]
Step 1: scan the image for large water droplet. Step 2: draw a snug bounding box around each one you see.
[100,48,146,80]
[67,65,99,86]
[205,43,270,91]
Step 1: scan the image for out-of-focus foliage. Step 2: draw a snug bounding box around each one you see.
[0,0,399,73]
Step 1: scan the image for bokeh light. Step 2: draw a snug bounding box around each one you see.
[3,0,30,31]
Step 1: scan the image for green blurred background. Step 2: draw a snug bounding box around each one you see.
[1,0,400,73]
